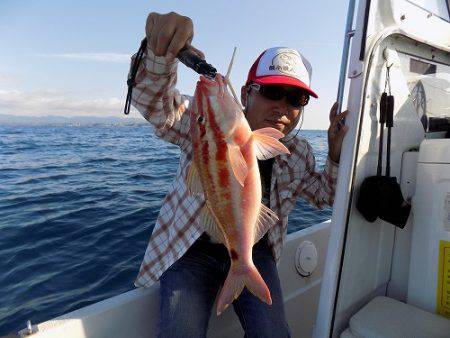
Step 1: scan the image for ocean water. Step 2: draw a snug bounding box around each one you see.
[0,125,331,335]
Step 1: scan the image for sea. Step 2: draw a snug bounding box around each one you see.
[0,125,331,335]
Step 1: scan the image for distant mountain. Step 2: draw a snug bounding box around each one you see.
[0,114,148,126]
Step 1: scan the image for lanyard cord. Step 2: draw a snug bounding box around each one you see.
[124,38,148,115]
[280,108,304,143]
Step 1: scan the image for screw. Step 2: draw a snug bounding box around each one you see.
[27,320,33,334]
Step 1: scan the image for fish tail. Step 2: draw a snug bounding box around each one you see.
[216,263,272,316]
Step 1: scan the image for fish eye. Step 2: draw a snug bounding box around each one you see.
[197,115,204,123]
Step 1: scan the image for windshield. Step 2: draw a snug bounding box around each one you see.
[407,0,450,21]
[398,52,450,132]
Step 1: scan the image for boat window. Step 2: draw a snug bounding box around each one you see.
[407,0,450,21]
[398,52,450,133]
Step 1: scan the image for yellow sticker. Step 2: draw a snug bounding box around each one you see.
[437,240,450,318]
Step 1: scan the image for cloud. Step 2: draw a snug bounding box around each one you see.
[0,89,138,116]
[0,73,15,82]
[38,53,132,63]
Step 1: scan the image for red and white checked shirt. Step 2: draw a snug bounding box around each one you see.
[130,50,339,288]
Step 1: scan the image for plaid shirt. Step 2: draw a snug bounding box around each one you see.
[130,50,339,288]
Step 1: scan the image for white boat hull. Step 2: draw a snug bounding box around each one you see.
[21,221,331,338]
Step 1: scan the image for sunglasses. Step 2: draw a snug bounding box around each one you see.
[249,83,310,108]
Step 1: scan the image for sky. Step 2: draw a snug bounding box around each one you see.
[0,0,349,130]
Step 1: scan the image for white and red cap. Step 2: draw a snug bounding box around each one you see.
[245,47,318,98]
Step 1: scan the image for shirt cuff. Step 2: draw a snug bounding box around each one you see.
[144,48,178,76]
[325,155,339,179]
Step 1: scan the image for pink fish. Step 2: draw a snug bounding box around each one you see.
[186,71,290,316]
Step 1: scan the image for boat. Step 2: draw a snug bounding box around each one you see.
[12,0,450,337]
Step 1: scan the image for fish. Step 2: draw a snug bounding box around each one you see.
[186,54,290,316]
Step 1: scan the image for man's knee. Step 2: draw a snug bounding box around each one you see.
[159,287,211,337]
[233,295,291,338]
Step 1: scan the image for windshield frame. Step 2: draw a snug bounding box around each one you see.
[406,0,450,22]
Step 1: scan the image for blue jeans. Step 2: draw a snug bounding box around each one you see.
[158,234,291,338]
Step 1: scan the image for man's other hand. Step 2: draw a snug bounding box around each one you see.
[327,102,349,163]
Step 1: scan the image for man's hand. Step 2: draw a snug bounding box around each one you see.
[146,12,204,60]
[327,102,349,163]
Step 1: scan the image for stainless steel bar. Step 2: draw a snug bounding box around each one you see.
[336,0,357,117]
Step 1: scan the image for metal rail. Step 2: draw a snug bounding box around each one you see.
[336,0,357,117]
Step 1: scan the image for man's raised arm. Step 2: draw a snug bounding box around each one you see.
[129,12,204,149]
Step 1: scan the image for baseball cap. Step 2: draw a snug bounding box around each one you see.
[245,47,318,98]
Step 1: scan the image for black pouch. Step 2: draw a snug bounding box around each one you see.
[377,176,411,228]
[356,84,411,228]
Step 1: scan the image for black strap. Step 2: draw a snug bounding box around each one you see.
[377,93,387,176]
[124,38,148,115]
[124,38,217,115]
[384,66,394,177]
[377,64,394,177]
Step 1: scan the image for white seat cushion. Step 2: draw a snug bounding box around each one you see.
[344,296,450,338]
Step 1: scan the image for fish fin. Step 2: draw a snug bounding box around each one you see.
[253,127,285,139]
[200,204,226,244]
[227,144,248,187]
[252,128,291,160]
[216,262,272,316]
[186,163,203,195]
[254,204,279,243]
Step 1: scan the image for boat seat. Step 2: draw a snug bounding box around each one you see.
[340,296,450,338]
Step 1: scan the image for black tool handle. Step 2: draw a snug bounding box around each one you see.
[177,47,217,78]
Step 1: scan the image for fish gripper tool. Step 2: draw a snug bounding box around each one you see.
[177,47,217,79]
[124,38,217,115]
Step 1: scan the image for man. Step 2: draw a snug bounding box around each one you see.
[129,11,348,338]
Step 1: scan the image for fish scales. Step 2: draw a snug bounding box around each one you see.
[189,73,290,315]
[202,89,237,239]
